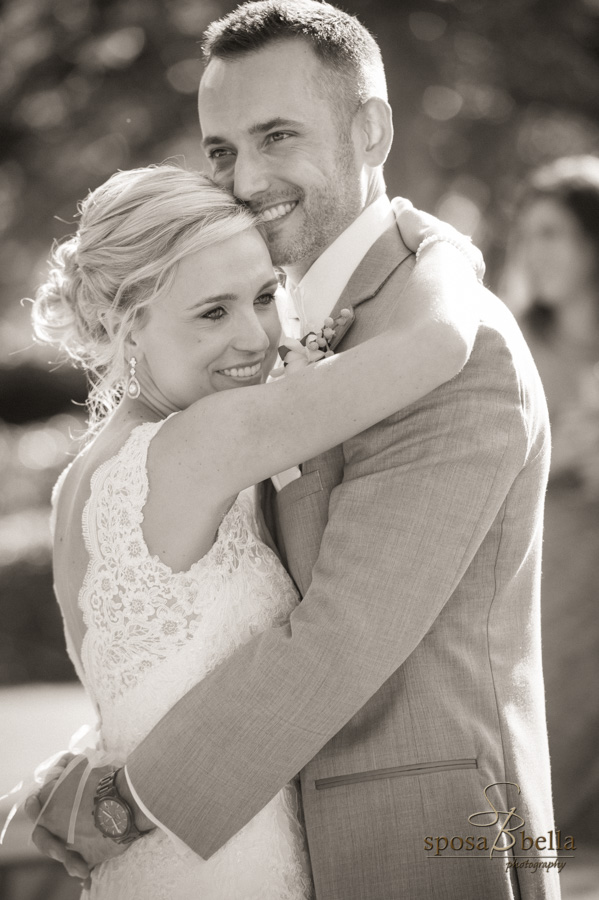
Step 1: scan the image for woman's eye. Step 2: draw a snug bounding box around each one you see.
[202,307,226,320]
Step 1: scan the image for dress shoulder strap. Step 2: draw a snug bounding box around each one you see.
[83,417,173,556]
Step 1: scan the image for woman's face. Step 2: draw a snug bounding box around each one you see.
[132,228,282,412]
[518,197,597,306]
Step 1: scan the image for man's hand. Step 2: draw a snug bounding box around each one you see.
[25,758,129,874]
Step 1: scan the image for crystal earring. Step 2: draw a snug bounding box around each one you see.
[127,356,141,399]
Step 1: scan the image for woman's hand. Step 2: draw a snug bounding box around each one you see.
[25,759,130,884]
[391,197,485,282]
[24,755,92,885]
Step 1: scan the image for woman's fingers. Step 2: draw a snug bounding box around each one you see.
[24,794,42,821]
[391,195,465,246]
[391,197,485,281]
[31,824,91,880]
[391,197,434,250]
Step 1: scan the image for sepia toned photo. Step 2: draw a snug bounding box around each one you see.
[0,1,597,898]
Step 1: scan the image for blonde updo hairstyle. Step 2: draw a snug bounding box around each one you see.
[31,164,257,429]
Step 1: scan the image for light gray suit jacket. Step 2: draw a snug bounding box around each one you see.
[128,225,559,900]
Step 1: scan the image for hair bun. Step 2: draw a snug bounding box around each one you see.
[31,235,91,364]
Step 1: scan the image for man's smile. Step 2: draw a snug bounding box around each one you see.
[260,201,299,223]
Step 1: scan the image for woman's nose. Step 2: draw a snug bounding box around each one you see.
[233,310,271,353]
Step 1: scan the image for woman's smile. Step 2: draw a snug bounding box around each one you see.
[216,361,264,380]
[130,229,281,412]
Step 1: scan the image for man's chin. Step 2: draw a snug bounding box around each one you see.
[264,231,314,269]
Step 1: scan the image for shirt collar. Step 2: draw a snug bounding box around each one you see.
[283,194,395,333]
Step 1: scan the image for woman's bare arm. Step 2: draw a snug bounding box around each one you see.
[156,240,481,503]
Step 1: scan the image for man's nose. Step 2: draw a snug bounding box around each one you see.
[232,149,271,203]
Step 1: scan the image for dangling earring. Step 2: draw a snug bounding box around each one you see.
[127,356,141,399]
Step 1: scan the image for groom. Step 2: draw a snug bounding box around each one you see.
[33,2,559,898]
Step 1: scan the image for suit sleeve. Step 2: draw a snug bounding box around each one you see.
[126,325,530,859]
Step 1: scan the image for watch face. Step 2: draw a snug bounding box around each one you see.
[95,798,130,837]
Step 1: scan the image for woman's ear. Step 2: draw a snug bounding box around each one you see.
[124,325,142,355]
[124,334,138,357]
[353,97,394,168]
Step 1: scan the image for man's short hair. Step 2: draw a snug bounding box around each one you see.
[201,0,388,117]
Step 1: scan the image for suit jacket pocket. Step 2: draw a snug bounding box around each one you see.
[276,469,323,505]
[314,758,478,790]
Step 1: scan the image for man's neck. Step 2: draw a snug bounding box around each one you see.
[283,186,385,286]
[283,254,320,286]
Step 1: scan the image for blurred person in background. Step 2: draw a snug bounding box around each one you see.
[504,154,599,843]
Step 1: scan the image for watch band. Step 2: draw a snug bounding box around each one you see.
[94,769,152,845]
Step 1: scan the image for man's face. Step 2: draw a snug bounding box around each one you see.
[199,39,365,271]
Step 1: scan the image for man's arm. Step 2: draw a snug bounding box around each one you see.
[124,322,531,859]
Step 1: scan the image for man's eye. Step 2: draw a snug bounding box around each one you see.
[208,148,233,160]
[201,307,226,320]
[267,132,292,143]
[256,292,276,306]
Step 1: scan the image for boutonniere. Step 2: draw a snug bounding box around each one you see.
[278,308,355,370]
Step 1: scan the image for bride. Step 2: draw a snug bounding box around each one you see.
[27,163,480,899]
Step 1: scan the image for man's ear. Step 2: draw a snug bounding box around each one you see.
[353,97,393,168]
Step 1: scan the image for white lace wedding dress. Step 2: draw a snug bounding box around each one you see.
[52,418,314,900]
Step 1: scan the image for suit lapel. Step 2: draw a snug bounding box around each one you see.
[264,222,414,595]
[327,222,412,350]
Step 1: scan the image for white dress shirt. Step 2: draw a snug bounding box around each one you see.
[283,194,395,335]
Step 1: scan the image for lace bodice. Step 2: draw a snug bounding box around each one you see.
[53,418,313,900]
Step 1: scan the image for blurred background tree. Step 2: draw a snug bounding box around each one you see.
[0,0,598,892]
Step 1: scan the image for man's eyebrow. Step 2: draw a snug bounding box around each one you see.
[248,117,302,135]
[202,118,303,148]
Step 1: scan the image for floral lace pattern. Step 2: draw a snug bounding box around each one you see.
[53,419,314,900]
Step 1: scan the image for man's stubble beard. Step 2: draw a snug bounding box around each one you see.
[266,138,364,268]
